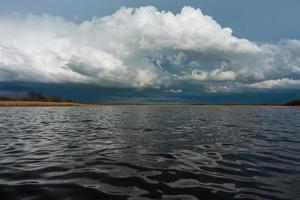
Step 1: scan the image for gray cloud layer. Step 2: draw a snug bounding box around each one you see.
[0,6,299,93]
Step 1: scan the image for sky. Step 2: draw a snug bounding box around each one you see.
[0,0,300,103]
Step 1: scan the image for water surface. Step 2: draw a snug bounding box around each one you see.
[0,106,299,200]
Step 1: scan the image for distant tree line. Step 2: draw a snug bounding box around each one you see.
[285,99,300,106]
[0,91,72,103]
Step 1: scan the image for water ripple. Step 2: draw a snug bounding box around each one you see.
[0,107,299,200]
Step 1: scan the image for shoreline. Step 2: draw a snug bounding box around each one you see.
[0,101,86,107]
[0,101,298,108]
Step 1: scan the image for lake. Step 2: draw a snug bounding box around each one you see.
[0,106,299,200]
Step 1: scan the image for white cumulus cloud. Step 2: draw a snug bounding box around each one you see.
[0,6,299,92]
[250,78,300,89]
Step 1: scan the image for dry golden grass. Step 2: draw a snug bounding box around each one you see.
[0,101,84,107]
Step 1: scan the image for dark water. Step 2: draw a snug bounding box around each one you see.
[0,106,299,200]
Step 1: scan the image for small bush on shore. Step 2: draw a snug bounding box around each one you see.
[0,96,11,101]
[285,99,300,106]
[47,96,62,102]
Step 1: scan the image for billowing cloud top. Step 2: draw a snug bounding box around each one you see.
[0,6,300,93]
